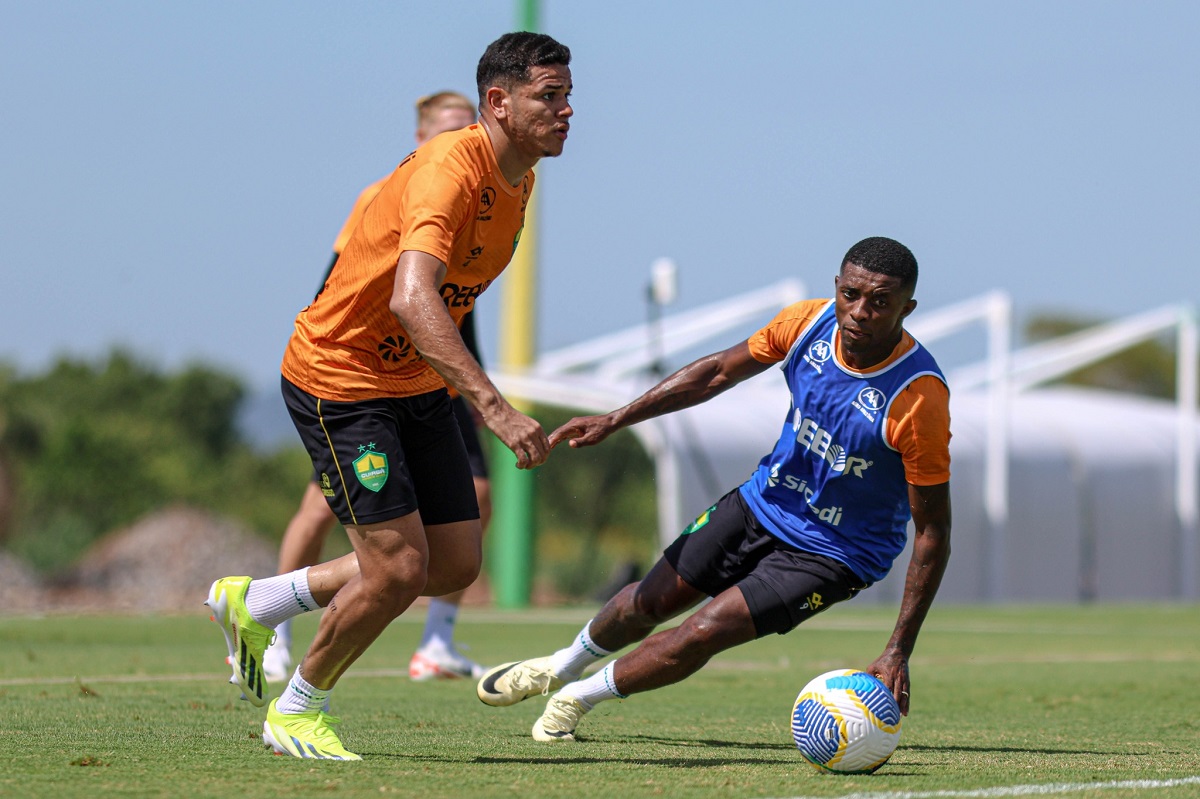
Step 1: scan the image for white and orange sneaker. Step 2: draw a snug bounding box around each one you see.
[408,642,487,682]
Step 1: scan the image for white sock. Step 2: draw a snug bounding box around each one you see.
[550,620,613,679]
[419,598,459,650]
[277,666,332,714]
[558,662,627,709]
[245,568,317,629]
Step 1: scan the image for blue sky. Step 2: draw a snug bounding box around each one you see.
[3,1,1197,398]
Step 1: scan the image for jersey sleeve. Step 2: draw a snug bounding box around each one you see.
[396,156,474,265]
[885,375,951,486]
[746,299,830,364]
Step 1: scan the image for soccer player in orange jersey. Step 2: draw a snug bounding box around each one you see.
[262,91,494,687]
[477,238,953,744]
[206,32,573,760]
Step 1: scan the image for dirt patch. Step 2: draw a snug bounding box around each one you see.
[1,506,278,614]
[0,506,523,614]
[0,551,43,612]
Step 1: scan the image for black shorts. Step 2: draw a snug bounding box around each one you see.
[450,395,489,479]
[282,377,479,527]
[664,488,868,638]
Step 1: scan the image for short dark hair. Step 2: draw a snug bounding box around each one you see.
[476,32,571,99]
[842,237,918,290]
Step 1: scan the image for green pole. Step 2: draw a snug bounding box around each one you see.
[488,0,541,609]
[518,0,538,31]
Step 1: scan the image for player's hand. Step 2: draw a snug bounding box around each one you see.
[866,650,911,716]
[483,404,550,469]
[549,414,618,449]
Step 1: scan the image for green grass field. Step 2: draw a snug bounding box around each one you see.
[1,603,1198,799]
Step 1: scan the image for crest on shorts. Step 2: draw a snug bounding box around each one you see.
[353,443,388,493]
[682,503,717,535]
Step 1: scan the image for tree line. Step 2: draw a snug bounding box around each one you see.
[0,349,659,598]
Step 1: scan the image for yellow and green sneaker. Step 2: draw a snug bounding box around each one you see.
[262,699,361,760]
[205,576,274,707]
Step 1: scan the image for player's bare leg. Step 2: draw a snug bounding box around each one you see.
[478,558,706,707]
[229,511,479,759]
[532,585,756,741]
[298,513,481,689]
[607,586,757,693]
[411,475,492,681]
[588,558,709,652]
[262,482,338,681]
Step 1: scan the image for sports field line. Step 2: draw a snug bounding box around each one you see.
[1,647,1191,688]
[764,774,1200,799]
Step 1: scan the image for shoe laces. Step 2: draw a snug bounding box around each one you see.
[254,627,279,649]
[290,711,345,747]
[510,663,554,697]
[238,615,277,651]
[543,697,586,732]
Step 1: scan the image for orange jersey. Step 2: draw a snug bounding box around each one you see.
[331,179,386,256]
[747,299,951,485]
[282,124,532,401]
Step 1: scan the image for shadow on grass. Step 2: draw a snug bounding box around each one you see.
[469,755,797,768]
[904,743,1128,756]
[358,738,1127,775]
[413,751,924,776]
[612,733,796,751]
[380,732,805,767]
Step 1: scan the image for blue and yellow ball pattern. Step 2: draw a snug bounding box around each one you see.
[791,668,902,774]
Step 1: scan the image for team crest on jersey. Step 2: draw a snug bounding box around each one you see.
[803,339,832,374]
[477,187,496,221]
[852,386,887,422]
[353,443,389,493]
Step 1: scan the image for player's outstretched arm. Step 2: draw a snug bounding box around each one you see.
[549,340,771,450]
[391,250,549,469]
[867,481,951,716]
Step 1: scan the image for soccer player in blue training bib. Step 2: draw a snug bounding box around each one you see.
[476,236,952,743]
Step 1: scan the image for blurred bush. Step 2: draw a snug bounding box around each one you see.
[519,405,658,600]
[0,351,661,601]
[0,350,311,575]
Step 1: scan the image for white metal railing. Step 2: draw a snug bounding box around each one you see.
[531,279,806,378]
[491,281,1198,600]
[949,303,1198,598]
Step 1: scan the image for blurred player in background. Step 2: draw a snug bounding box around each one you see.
[263,91,492,685]
[477,237,952,743]
[206,31,573,760]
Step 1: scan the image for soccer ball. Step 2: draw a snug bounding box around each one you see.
[790,668,902,774]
